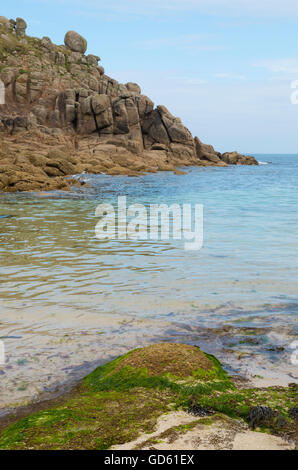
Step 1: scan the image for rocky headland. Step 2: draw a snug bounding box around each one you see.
[0,16,258,192]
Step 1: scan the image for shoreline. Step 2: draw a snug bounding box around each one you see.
[0,129,258,193]
[1,317,296,417]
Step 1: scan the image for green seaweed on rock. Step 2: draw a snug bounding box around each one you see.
[0,344,296,450]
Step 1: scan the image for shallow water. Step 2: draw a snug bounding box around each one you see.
[0,155,297,408]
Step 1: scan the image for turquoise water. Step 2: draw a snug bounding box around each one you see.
[2,155,297,321]
[0,155,297,403]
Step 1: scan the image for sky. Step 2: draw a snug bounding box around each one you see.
[2,1,298,153]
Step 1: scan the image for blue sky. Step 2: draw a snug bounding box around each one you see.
[2,1,298,153]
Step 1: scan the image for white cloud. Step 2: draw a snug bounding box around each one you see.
[52,0,298,18]
[213,73,246,80]
[168,76,207,86]
[135,34,225,54]
[136,34,209,48]
[108,66,298,152]
[254,59,298,77]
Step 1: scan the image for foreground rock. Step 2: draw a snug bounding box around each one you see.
[0,343,296,450]
[0,17,258,192]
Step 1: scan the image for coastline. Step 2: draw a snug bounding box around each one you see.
[0,13,297,452]
[0,16,257,194]
[0,129,258,193]
[1,156,297,427]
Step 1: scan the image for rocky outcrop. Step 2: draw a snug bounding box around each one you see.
[194,137,226,166]
[64,30,87,53]
[15,18,27,38]
[221,151,258,165]
[0,17,258,192]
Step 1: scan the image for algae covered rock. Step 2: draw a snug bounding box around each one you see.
[0,343,296,450]
[110,343,213,378]
[0,343,230,450]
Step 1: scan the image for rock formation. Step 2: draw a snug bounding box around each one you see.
[0,17,258,192]
[64,30,87,54]
[15,17,27,38]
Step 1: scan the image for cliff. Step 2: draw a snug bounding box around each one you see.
[0,17,258,192]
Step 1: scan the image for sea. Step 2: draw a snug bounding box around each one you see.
[0,154,297,409]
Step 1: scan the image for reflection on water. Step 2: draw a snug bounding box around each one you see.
[0,155,297,407]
